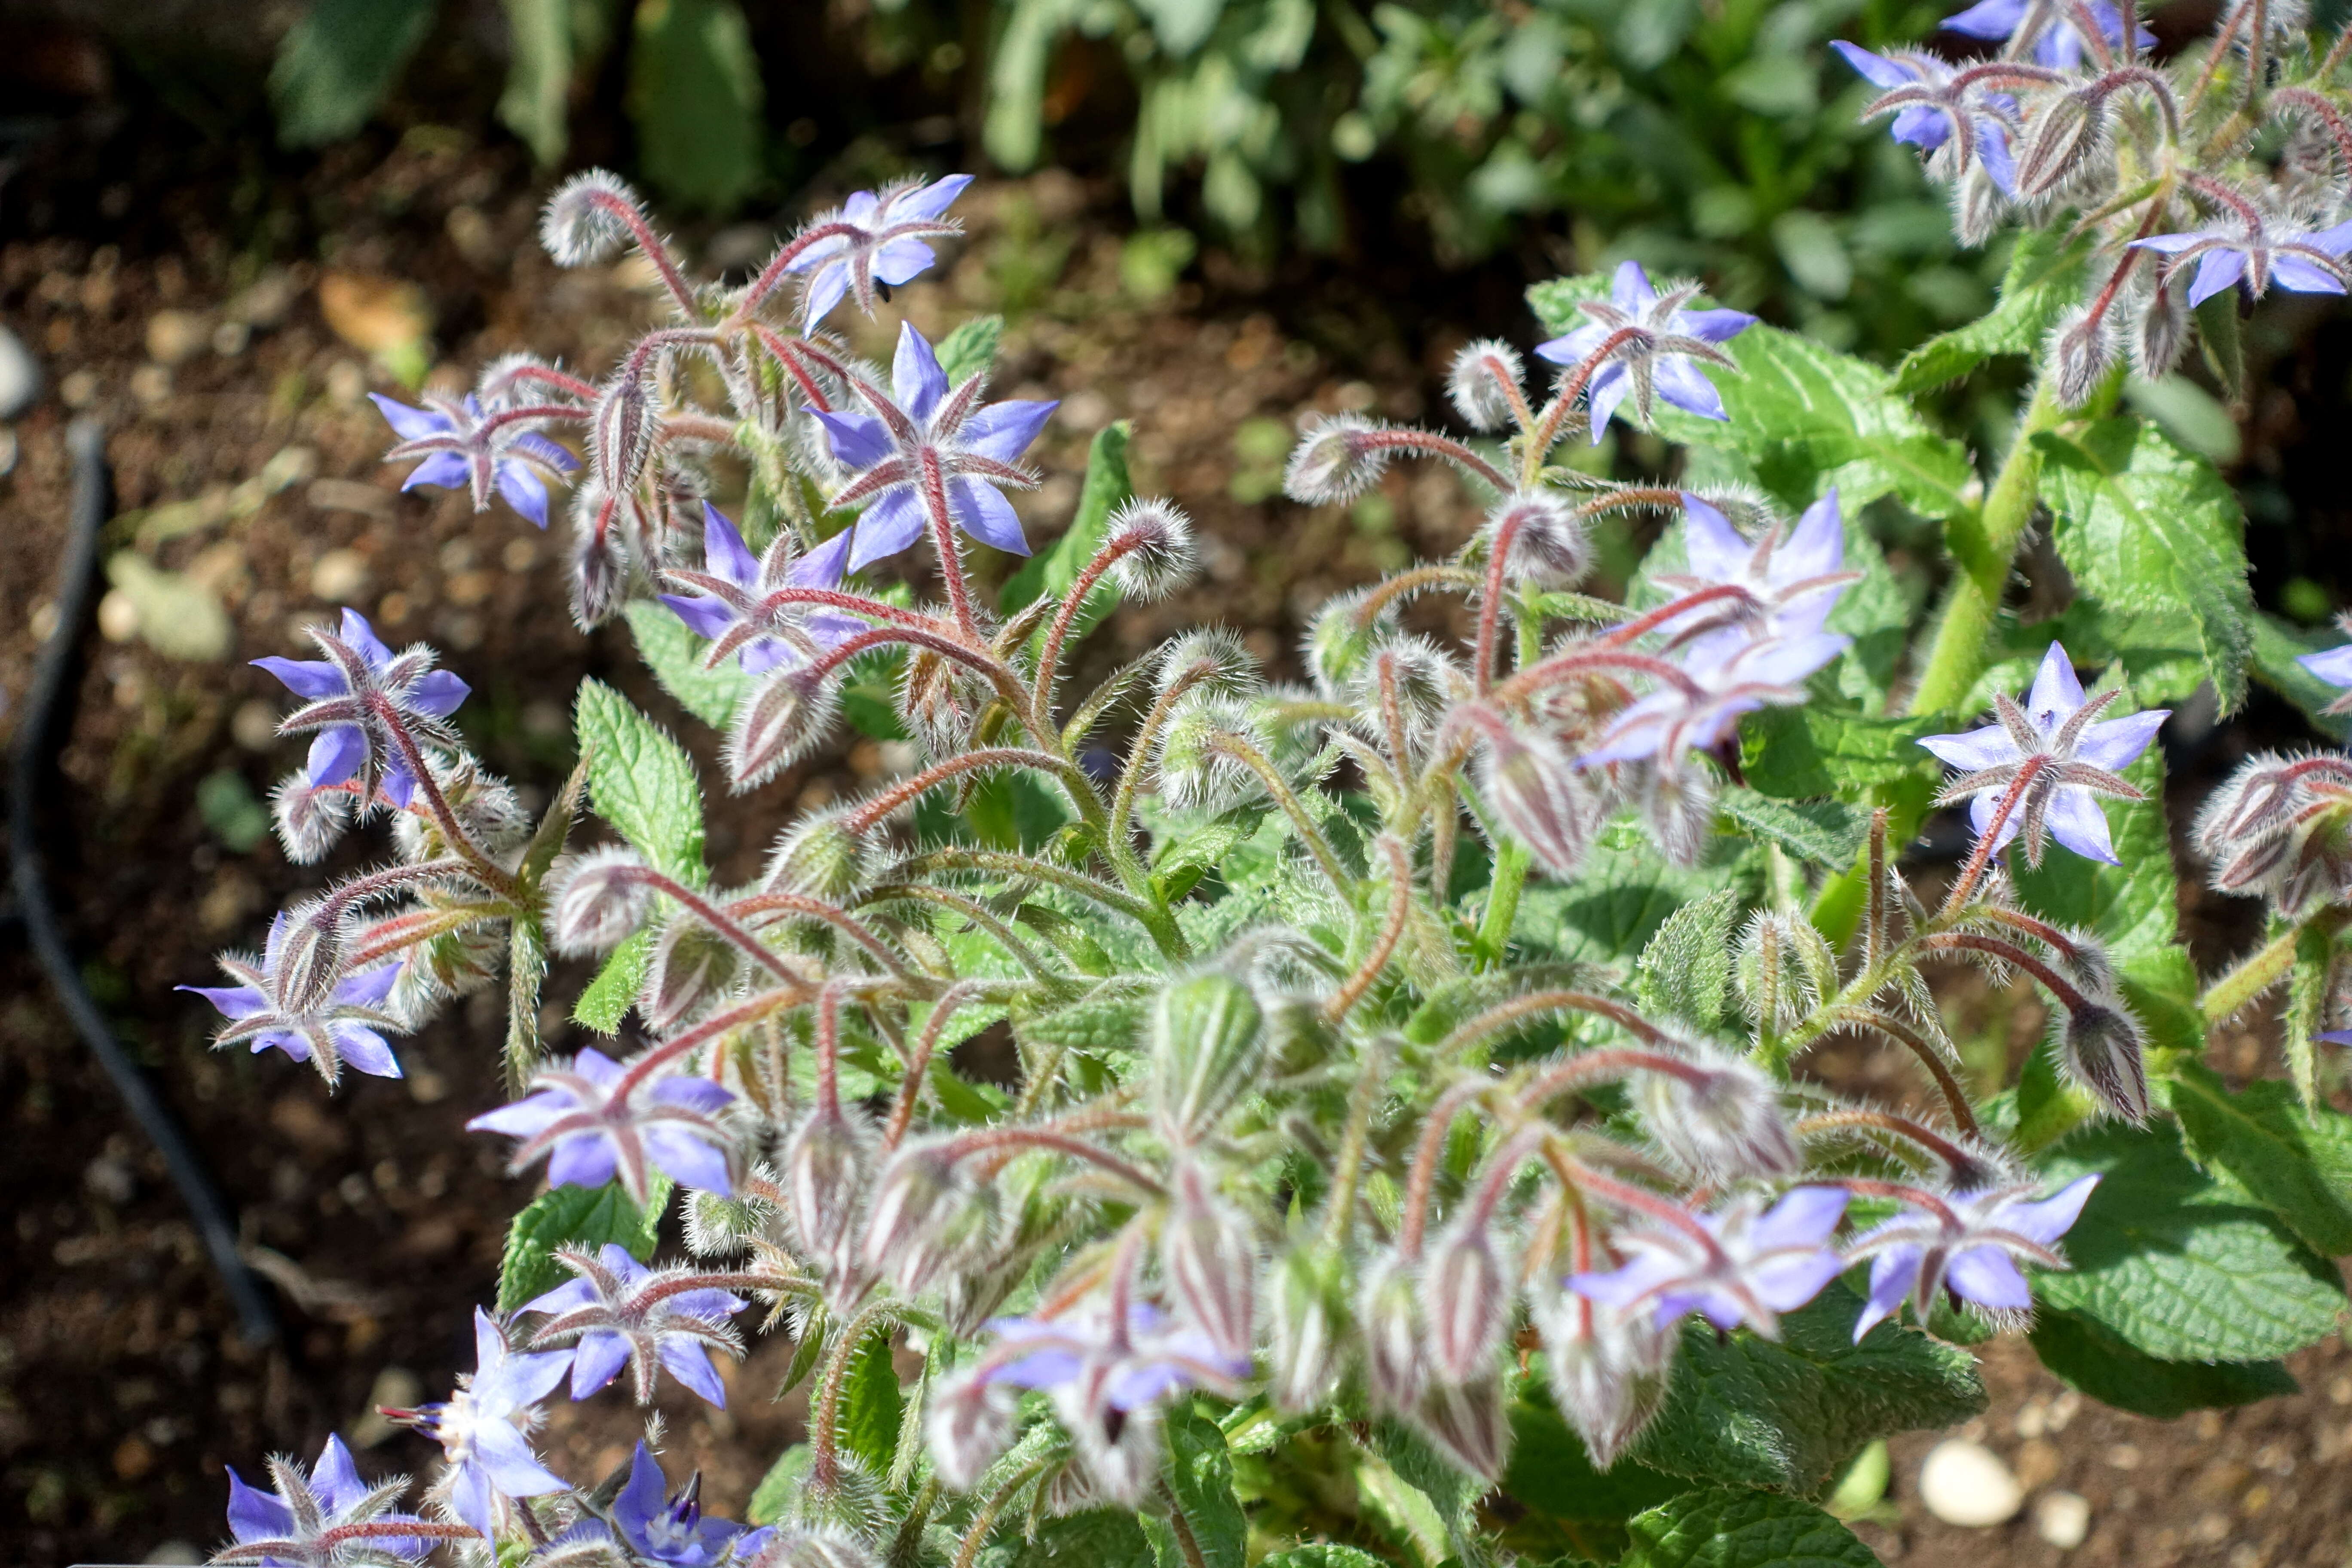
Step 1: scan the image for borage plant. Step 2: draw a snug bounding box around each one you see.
[194,6,2352,1560]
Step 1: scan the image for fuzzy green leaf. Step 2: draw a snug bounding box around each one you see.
[1635,887,1739,1032]
[937,314,1007,383]
[2032,1121,2347,1362]
[1012,1510,1158,1567]
[1618,1488,1879,1568]
[625,600,755,730]
[745,1443,808,1527]
[1891,230,2091,395]
[2035,418,2255,712]
[1255,1550,1387,1568]
[575,929,654,1034]
[1504,1395,1685,1527]
[1013,987,1151,1054]
[1627,1280,1985,1493]
[2029,1308,2298,1418]
[1516,823,1750,966]
[496,1174,671,1311]
[840,1329,903,1473]
[576,678,707,881]
[1716,788,1865,867]
[2164,1063,2352,1256]
[628,0,764,212]
[1158,1406,1248,1568]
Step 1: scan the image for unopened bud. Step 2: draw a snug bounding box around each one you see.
[1156,692,1266,813]
[1358,1253,1428,1412]
[1447,339,1525,432]
[1352,637,1462,749]
[784,1105,873,1268]
[1409,1374,1512,1481]
[1733,911,1829,1034]
[569,491,630,630]
[548,847,652,954]
[1951,161,2006,249]
[1487,491,1592,590]
[2051,305,2118,410]
[1268,1245,1351,1414]
[1424,1219,1513,1385]
[861,1142,995,1297]
[1152,970,1265,1140]
[273,774,352,864]
[1535,1293,1675,1470]
[1262,992,1339,1077]
[1284,413,1391,505]
[683,1179,778,1258]
[2128,279,2191,380]
[925,1370,1018,1492]
[592,373,657,499]
[1643,762,1718,868]
[2059,997,2150,1124]
[2015,90,2105,199]
[1635,1051,1801,1183]
[1303,588,1390,695]
[272,904,344,1012]
[1480,724,1596,879]
[729,666,840,792]
[763,808,873,901]
[540,169,645,266]
[1156,628,1259,700]
[1161,1163,1259,1362]
[642,919,739,1034]
[1103,499,1198,600]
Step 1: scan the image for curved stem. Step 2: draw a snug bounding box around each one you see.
[1209,732,1354,895]
[885,981,991,1148]
[938,1127,1166,1196]
[1438,990,1681,1058]
[1325,836,1412,1024]
[844,748,1095,833]
[890,847,1174,940]
[728,891,909,978]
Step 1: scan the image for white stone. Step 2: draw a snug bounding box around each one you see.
[1918,1438,2024,1528]
[0,325,37,418]
[2034,1489,2091,1550]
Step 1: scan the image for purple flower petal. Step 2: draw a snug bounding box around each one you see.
[799,265,853,328]
[1855,1248,1923,1341]
[849,489,928,570]
[1679,495,1751,579]
[659,1340,729,1407]
[1830,40,1917,91]
[2270,254,2346,296]
[1946,1244,2034,1309]
[1779,489,1844,582]
[401,451,472,492]
[702,503,760,588]
[1919,723,2020,771]
[1586,364,1633,442]
[814,410,896,472]
[568,1332,632,1400]
[892,322,950,423]
[370,393,454,441]
[497,463,551,527]
[2188,248,2248,307]
[2300,643,2352,688]
[472,1418,570,1496]
[2044,788,2118,864]
[181,983,268,1020]
[252,656,348,700]
[1655,355,1727,422]
[873,237,938,288]
[2026,642,2085,723]
[661,593,738,641]
[522,1277,600,1317]
[1609,259,1655,314]
[331,1023,403,1078]
[643,1124,734,1194]
[306,725,368,790]
[2002,1173,2100,1247]
[949,478,1030,555]
[961,399,1057,465]
[901,172,974,221]
[2074,709,2167,772]
[409,668,471,720]
[226,1468,296,1542]
[1752,1185,1849,1250]
[1679,308,1758,345]
[468,1089,573,1139]
[548,1133,620,1190]
[1941,0,2025,40]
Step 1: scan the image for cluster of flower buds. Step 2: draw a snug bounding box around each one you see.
[1837,0,2352,403]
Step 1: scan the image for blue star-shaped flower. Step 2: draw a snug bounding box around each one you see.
[2132,216,2352,307]
[217,1435,430,1568]
[1831,43,2021,194]
[468,1046,737,1200]
[179,912,405,1083]
[523,1243,746,1407]
[1941,0,2154,69]
[392,1309,571,1541]
[1534,261,1755,440]
[252,610,469,811]
[1567,1186,1850,1337]
[370,392,579,529]
[657,503,866,674]
[815,322,1058,569]
[1848,1175,2099,1339]
[784,174,973,327]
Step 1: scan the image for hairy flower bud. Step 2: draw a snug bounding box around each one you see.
[1534,1292,1675,1470]
[1156,692,1267,813]
[784,1104,872,1271]
[862,1142,996,1296]
[2015,89,2105,200]
[1351,636,1462,752]
[1479,723,1596,879]
[763,808,875,901]
[2050,306,2117,410]
[1261,992,1339,1077]
[1161,1162,1258,1363]
[2128,280,2191,380]
[1642,761,1719,868]
[1410,1373,1512,1481]
[1634,1049,1801,1183]
[642,919,739,1034]
[569,490,630,630]
[1951,162,2006,249]
[1302,588,1391,695]
[271,902,345,1013]
[1103,499,1198,600]
[1155,627,1259,701]
[1152,969,1265,1140]
[1447,339,1526,431]
[729,666,840,792]
[926,1369,1018,1491]
[540,169,646,266]
[683,1176,779,1258]
[1284,413,1392,505]
[1733,911,1831,1034]
[1424,1218,1513,1385]
[1268,1245,1351,1414]
[549,847,652,954]
[1358,1253,1428,1412]
[1487,491,1592,590]
[591,372,657,499]
[2058,995,2150,1124]
[272,774,352,864]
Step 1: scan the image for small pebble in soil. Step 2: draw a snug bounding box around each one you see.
[145,310,209,367]
[311,548,370,602]
[1918,1438,2024,1527]
[212,320,251,358]
[231,698,280,752]
[0,325,39,417]
[130,364,173,406]
[59,368,100,408]
[0,425,17,478]
[97,588,141,643]
[2034,1489,2091,1549]
[143,1540,202,1564]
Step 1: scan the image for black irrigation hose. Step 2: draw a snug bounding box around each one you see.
[6,417,279,1345]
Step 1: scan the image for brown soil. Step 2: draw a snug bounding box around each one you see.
[0,121,2346,1568]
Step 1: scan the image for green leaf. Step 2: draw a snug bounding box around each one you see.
[575,678,707,881]
[1256,1550,1387,1568]
[1891,230,2091,395]
[745,1443,808,1526]
[1738,706,1944,803]
[1013,987,1150,1054]
[2033,1120,2347,1363]
[1628,1280,1985,1493]
[1715,789,1865,867]
[936,314,1007,383]
[625,600,755,730]
[2035,418,2255,712]
[1618,1488,1878,1568]
[2164,1063,2352,1256]
[2248,612,2352,741]
[1824,523,1919,713]
[498,0,573,165]
[1158,1405,1248,1568]
[1635,887,1738,1032]
[1504,1395,1685,1528]
[1011,1510,1158,1568]
[575,929,653,1033]
[628,0,764,212]
[270,0,437,148]
[1516,823,1750,967]
[1151,804,1269,902]
[1001,420,1134,627]
[496,1175,671,1311]
[2029,1308,2298,1418]
[839,1329,903,1473]
[1534,283,1972,518]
